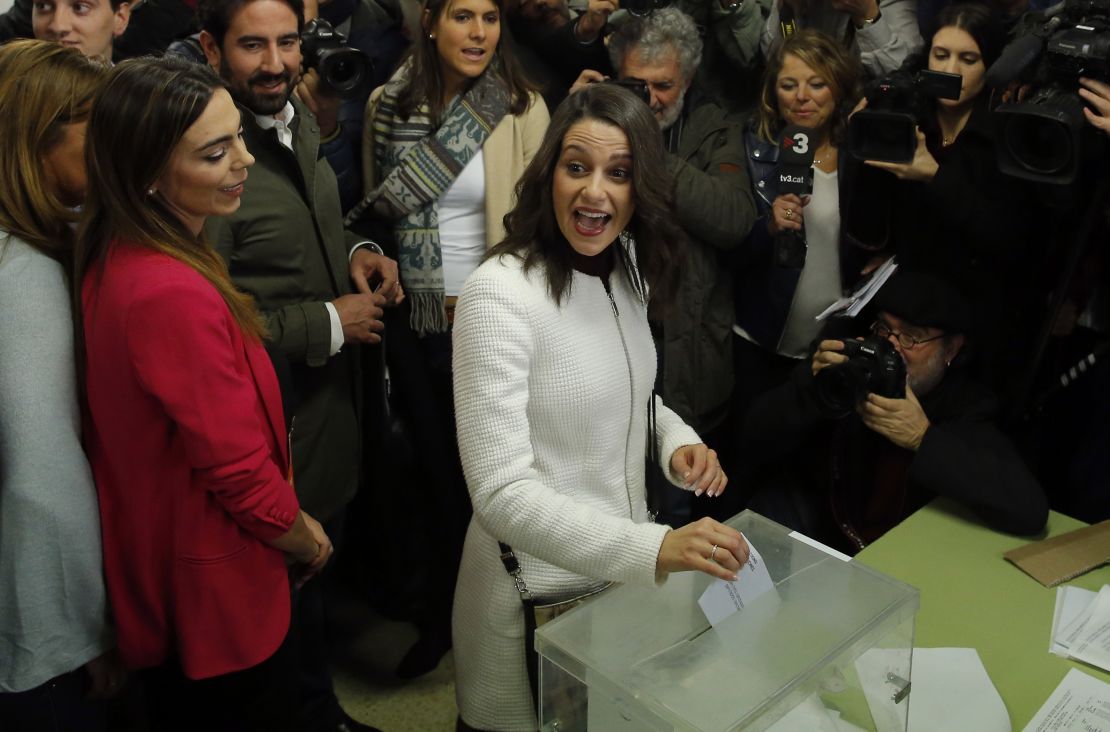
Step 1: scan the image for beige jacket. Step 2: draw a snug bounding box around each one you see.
[361,87,550,249]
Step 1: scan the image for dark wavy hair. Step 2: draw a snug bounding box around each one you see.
[756,29,862,145]
[197,0,306,48]
[397,0,534,122]
[75,56,265,342]
[488,83,685,306]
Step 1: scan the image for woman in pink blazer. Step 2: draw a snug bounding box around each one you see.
[75,57,331,731]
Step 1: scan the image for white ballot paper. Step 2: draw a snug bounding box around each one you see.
[1051,586,1098,656]
[766,693,868,732]
[1022,668,1110,732]
[1068,586,1110,673]
[697,539,775,627]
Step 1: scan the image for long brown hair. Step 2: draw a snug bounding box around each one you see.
[0,40,105,264]
[397,0,535,122]
[756,30,862,145]
[489,83,685,306]
[74,56,265,342]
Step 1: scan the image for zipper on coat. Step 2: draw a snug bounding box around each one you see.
[602,277,636,520]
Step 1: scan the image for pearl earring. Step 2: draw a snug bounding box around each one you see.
[147,188,156,196]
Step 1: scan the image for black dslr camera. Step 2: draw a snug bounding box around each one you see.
[623,0,669,15]
[301,18,374,99]
[605,77,652,106]
[813,338,906,417]
[847,70,962,162]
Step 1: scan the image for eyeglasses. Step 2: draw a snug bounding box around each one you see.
[870,321,944,350]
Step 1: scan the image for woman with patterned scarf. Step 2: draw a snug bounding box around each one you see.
[349,0,549,679]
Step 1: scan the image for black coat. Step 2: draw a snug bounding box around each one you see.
[741,358,1048,551]
[844,97,1051,395]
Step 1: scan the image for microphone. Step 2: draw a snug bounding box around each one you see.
[986,33,1048,88]
[773,125,815,269]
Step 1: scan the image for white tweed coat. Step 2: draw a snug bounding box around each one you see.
[451,252,700,730]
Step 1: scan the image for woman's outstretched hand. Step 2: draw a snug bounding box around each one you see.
[657,517,750,582]
[670,443,727,497]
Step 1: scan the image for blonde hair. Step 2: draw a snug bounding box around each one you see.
[0,40,106,264]
[756,30,862,145]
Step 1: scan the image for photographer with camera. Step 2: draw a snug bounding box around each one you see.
[570,8,757,523]
[847,2,1048,399]
[740,270,1047,553]
[761,0,923,79]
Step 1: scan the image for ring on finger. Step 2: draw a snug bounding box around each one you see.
[710,544,719,562]
[785,208,794,219]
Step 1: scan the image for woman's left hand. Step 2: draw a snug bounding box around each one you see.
[864,129,939,182]
[670,444,727,497]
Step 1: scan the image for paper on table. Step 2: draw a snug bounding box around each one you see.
[1068,585,1110,673]
[1051,587,1098,656]
[697,539,776,627]
[907,648,1010,732]
[1021,668,1110,731]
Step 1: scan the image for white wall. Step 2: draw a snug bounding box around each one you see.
[0,0,13,13]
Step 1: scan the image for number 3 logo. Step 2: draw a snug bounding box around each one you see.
[792,132,810,154]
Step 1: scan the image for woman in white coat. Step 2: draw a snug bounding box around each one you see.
[451,83,750,732]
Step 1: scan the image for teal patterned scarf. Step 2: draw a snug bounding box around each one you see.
[345,62,511,335]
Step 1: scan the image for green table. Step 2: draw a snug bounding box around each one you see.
[855,499,1110,728]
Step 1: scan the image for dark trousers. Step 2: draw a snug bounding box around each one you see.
[136,627,298,732]
[695,334,799,523]
[296,513,347,729]
[0,668,107,732]
[385,318,470,641]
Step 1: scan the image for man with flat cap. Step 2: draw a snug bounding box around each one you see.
[740,270,1048,554]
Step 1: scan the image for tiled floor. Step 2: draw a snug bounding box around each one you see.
[330,589,458,731]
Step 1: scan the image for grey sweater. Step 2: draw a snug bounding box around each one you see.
[0,233,110,692]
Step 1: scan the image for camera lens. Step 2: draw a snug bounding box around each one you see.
[1003,114,1073,175]
[814,363,868,418]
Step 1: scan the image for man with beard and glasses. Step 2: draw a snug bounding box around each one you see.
[571,7,756,526]
[196,0,398,730]
[740,270,1048,555]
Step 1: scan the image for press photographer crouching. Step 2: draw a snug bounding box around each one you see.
[740,270,1048,554]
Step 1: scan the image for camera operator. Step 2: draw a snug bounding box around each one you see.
[761,0,923,78]
[847,2,1047,400]
[1080,75,1110,136]
[740,271,1048,554]
[571,7,757,522]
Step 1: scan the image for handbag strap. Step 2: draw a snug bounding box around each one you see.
[498,541,533,603]
[497,541,542,713]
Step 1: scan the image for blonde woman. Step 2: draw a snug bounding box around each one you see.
[0,40,118,724]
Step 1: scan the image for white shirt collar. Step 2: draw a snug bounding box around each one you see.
[254,101,296,150]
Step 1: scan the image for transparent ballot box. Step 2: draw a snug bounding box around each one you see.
[534,511,920,732]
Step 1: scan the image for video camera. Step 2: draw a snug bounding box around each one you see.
[987,0,1110,184]
[847,69,962,162]
[301,18,374,100]
[813,338,906,417]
